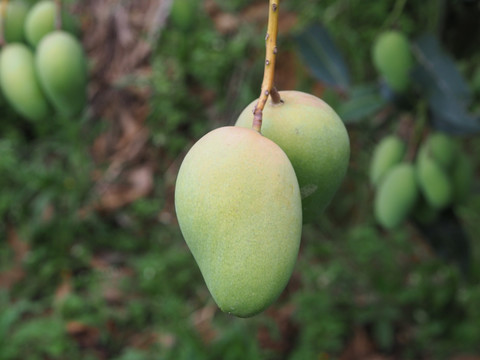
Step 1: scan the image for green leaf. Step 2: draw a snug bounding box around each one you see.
[295,22,350,91]
[411,34,480,134]
[338,84,386,123]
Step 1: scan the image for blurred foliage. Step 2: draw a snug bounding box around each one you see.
[148,4,262,156]
[0,0,479,359]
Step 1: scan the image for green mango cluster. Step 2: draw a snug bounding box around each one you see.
[0,0,86,121]
[175,91,350,317]
[370,133,474,229]
[414,133,474,223]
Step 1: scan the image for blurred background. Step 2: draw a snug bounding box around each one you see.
[1,0,480,359]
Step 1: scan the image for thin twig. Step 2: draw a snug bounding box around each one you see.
[55,0,62,30]
[252,0,281,133]
[384,0,407,29]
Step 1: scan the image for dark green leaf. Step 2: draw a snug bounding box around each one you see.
[295,23,350,91]
[338,84,386,123]
[411,34,480,134]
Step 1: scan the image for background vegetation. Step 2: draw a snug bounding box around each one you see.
[1,0,479,359]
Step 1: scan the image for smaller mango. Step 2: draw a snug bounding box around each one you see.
[35,31,87,117]
[24,0,79,47]
[235,91,350,223]
[425,132,457,170]
[416,146,452,210]
[372,30,413,93]
[0,44,50,121]
[369,135,406,186]
[1,0,29,42]
[374,163,418,229]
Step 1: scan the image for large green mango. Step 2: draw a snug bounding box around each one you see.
[374,163,418,229]
[369,135,406,186]
[35,31,87,117]
[175,126,302,317]
[0,44,50,121]
[235,91,350,223]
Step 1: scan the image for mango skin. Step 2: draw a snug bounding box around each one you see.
[416,146,452,210]
[175,126,302,318]
[2,1,29,42]
[0,44,50,121]
[35,31,87,117]
[374,163,418,229]
[24,0,79,47]
[372,31,413,93]
[235,91,350,223]
[369,135,406,186]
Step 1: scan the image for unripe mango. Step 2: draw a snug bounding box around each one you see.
[24,0,79,47]
[0,44,50,121]
[35,31,87,117]
[175,126,302,317]
[374,163,418,229]
[372,30,413,93]
[416,146,452,209]
[1,0,29,42]
[369,135,406,186]
[235,91,350,223]
[425,132,457,170]
[452,152,473,205]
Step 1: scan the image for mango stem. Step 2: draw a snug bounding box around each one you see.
[55,0,62,30]
[252,0,281,133]
[407,100,428,162]
[384,0,407,28]
[270,86,283,104]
